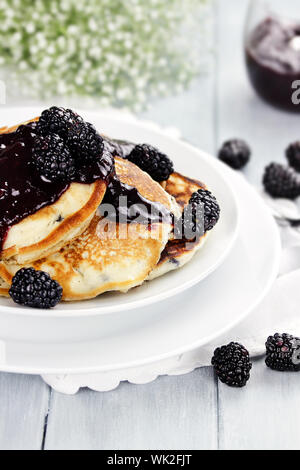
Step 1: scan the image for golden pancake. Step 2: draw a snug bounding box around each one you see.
[0,277,9,297]
[0,157,174,300]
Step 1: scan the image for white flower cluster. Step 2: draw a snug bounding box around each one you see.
[0,0,209,109]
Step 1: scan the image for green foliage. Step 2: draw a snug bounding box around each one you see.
[0,0,208,109]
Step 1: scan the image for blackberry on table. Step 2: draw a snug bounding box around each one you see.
[265,333,300,372]
[67,121,104,164]
[218,139,251,170]
[36,106,80,138]
[286,141,300,172]
[9,268,62,309]
[32,134,76,183]
[211,342,252,387]
[263,163,300,199]
[127,144,174,182]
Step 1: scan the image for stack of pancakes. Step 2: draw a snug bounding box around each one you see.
[0,121,208,302]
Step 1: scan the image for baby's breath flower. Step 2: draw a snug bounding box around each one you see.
[0,0,210,109]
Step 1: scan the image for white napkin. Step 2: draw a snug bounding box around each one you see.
[41,192,300,394]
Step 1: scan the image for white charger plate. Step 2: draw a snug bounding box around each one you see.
[0,111,281,373]
[0,107,239,316]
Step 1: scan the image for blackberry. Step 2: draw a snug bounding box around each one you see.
[218,139,251,170]
[32,134,76,183]
[263,163,300,199]
[182,189,220,239]
[286,141,300,172]
[76,147,114,183]
[127,144,174,182]
[9,268,62,309]
[36,106,80,138]
[211,342,252,387]
[265,333,300,372]
[67,121,104,164]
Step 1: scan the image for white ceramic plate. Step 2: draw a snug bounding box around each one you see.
[0,107,239,316]
[0,149,281,374]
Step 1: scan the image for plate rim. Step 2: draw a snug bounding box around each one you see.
[0,108,240,318]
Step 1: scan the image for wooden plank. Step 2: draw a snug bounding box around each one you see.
[45,368,217,450]
[0,373,49,450]
[219,358,300,450]
[216,0,300,450]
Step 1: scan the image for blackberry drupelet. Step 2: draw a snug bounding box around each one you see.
[67,121,104,164]
[32,134,76,183]
[265,333,300,372]
[218,139,251,170]
[286,141,300,172]
[127,144,174,182]
[211,342,252,387]
[36,106,80,138]
[183,189,220,239]
[9,268,62,309]
[263,163,300,199]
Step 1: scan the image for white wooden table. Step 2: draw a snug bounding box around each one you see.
[1,0,300,450]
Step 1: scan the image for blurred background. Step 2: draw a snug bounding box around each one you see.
[0,0,300,185]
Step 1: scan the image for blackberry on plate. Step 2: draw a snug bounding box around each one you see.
[32,134,76,183]
[218,139,251,170]
[211,342,252,387]
[67,121,104,164]
[286,141,300,172]
[265,333,300,372]
[9,268,62,309]
[182,189,220,239]
[76,147,114,183]
[36,106,80,138]
[127,144,174,182]
[263,163,300,199]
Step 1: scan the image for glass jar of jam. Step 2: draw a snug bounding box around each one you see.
[245,0,300,112]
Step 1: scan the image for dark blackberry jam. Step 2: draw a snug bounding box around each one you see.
[0,124,114,252]
[0,122,173,253]
[102,175,173,225]
[246,17,300,112]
